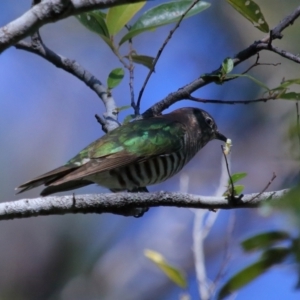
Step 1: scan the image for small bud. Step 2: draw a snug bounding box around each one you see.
[223,138,232,155]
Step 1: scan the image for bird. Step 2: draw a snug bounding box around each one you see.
[16,107,227,216]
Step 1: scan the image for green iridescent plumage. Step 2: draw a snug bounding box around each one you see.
[16,107,227,198]
[67,117,185,167]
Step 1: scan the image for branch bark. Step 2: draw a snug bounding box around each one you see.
[15,32,120,132]
[2,189,288,221]
[142,5,300,117]
[257,43,300,64]
[0,0,145,54]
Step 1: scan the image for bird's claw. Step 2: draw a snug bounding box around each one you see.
[227,194,244,204]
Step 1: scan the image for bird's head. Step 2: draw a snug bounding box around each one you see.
[179,107,227,143]
[196,108,227,142]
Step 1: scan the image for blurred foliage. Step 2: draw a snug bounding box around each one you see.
[144,249,188,289]
[217,228,300,299]
[218,166,300,298]
[217,102,300,298]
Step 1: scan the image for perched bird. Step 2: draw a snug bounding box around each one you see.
[16,107,227,215]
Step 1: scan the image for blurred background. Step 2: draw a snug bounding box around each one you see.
[1,0,300,299]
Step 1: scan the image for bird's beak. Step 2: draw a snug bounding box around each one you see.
[215,131,227,142]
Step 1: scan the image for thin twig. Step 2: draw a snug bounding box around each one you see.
[257,43,300,64]
[111,38,131,69]
[193,211,210,300]
[248,172,277,202]
[221,146,234,199]
[209,212,236,295]
[242,53,260,74]
[242,53,281,75]
[126,34,138,115]
[296,102,300,148]
[187,94,279,105]
[136,0,201,113]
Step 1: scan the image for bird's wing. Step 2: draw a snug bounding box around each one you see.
[50,118,186,185]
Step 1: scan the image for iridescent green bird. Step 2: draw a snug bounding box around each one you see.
[16,107,227,200]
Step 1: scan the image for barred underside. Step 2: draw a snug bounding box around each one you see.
[91,136,204,191]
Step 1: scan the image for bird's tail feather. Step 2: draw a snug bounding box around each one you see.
[16,165,80,195]
[40,180,93,196]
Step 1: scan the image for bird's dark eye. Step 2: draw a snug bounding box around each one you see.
[205,117,213,128]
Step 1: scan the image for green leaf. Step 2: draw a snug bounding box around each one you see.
[271,78,300,92]
[226,0,269,33]
[242,231,291,252]
[279,92,300,100]
[279,78,300,88]
[125,54,155,70]
[260,247,291,263]
[76,11,113,49]
[222,58,234,74]
[224,172,247,197]
[106,2,146,35]
[217,247,290,299]
[107,68,125,89]
[292,238,300,264]
[229,172,247,184]
[119,1,210,45]
[223,185,244,197]
[234,185,244,195]
[144,249,187,288]
[227,73,270,91]
[117,105,132,112]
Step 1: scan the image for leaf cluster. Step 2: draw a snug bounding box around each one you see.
[218,230,300,299]
[76,1,210,90]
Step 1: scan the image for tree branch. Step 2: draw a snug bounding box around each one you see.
[257,43,300,64]
[2,189,288,221]
[142,5,300,117]
[0,0,145,54]
[270,5,300,39]
[186,94,279,105]
[15,32,120,132]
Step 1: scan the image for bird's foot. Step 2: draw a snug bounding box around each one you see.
[227,194,244,205]
[113,207,149,218]
[110,187,149,217]
[133,207,149,218]
[128,187,149,217]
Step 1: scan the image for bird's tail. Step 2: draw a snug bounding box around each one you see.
[16,165,92,196]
